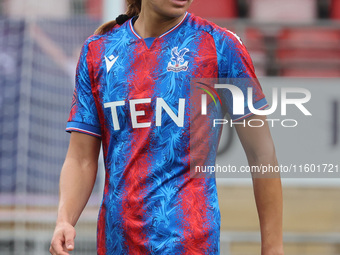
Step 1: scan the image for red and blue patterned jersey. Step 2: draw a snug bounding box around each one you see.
[66,12,267,255]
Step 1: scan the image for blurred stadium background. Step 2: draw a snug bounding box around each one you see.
[0,0,339,254]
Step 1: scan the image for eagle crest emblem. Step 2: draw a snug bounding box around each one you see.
[167,47,189,72]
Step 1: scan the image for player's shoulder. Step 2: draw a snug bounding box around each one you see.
[186,13,243,46]
[83,23,127,48]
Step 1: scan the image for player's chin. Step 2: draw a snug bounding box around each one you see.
[168,0,192,12]
[156,0,192,18]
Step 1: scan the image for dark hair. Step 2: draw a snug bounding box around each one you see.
[94,0,141,35]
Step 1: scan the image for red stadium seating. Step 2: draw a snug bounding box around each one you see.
[277,28,340,48]
[276,27,340,77]
[244,28,265,50]
[188,0,238,19]
[281,68,340,77]
[243,28,267,76]
[277,48,340,63]
[331,0,340,20]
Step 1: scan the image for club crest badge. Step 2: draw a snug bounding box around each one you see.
[167,47,189,72]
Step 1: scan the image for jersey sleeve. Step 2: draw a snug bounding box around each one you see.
[214,29,268,121]
[66,40,101,138]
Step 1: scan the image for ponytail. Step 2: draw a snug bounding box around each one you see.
[94,0,142,35]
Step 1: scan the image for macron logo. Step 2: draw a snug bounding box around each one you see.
[105,55,119,73]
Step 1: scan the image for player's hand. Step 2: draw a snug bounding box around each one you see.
[50,222,76,255]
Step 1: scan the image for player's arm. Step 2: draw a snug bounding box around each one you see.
[235,115,284,255]
[50,132,101,255]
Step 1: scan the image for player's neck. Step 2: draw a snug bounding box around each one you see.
[133,10,185,38]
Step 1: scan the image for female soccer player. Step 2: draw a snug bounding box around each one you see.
[50,0,283,254]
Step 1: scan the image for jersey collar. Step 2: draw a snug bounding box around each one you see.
[128,12,189,40]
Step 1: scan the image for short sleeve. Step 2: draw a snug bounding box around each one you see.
[66,40,101,138]
[214,29,268,121]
